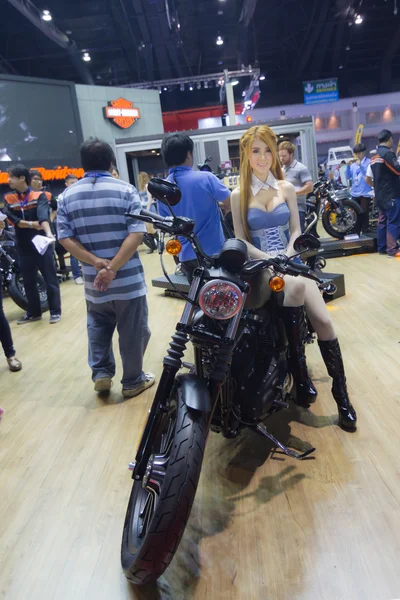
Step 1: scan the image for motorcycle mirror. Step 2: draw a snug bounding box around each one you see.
[147,178,182,206]
[293,233,321,253]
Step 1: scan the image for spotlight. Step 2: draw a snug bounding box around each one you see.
[355,14,363,24]
[42,9,52,21]
[216,35,224,46]
[163,87,168,91]
[189,85,193,91]
[82,52,91,62]
[151,150,156,154]
[231,79,239,86]
[346,46,351,51]
[259,75,266,81]
[339,65,344,69]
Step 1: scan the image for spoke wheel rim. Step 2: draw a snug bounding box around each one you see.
[329,207,357,232]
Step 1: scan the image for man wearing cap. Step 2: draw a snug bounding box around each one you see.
[368,129,400,257]
[346,143,373,234]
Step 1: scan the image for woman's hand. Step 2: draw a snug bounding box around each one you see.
[32,221,43,230]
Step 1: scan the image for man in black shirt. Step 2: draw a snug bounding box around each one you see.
[368,129,400,257]
[4,165,61,323]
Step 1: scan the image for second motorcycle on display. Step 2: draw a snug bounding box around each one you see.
[120,178,336,586]
[304,178,362,239]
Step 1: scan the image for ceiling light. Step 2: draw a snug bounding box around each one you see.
[355,14,363,24]
[231,79,239,86]
[339,65,344,69]
[216,35,224,46]
[163,87,167,91]
[218,10,224,15]
[189,85,193,91]
[346,46,350,51]
[42,9,52,21]
[82,52,91,62]
[259,75,266,81]
[151,150,156,153]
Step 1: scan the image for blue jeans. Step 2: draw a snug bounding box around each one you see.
[71,256,81,279]
[377,198,400,255]
[299,210,306,233]
[87,295,151,388]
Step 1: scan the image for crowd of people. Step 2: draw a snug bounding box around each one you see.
[1,126,399,430]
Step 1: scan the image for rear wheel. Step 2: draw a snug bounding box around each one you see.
[322,199,361,238]
[7,273,49,312]
[121,381,208,585]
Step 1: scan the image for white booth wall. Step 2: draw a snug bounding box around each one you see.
[114,117,318,184]
[76,84,164,150]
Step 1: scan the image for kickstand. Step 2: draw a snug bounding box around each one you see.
[255,424,315,460]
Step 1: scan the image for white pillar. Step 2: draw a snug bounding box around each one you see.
[224,70,236,126]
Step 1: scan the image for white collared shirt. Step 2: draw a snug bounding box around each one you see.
[251,172,279,196]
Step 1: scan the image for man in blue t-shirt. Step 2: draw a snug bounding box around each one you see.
[346,143,373,233]
[159,133,231,280]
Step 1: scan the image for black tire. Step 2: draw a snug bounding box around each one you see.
[7,273,49,313]
[322,199,361,239]
[121,382,207,585]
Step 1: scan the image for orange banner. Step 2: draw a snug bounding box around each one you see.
[0,166,84,185]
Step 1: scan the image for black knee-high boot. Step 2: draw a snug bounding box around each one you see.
[279,306,318,407]
[318,339,357,432]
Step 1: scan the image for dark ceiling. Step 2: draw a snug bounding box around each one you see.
[1,0,400,111]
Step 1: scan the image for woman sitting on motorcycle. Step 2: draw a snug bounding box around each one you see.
[231,125,357,432]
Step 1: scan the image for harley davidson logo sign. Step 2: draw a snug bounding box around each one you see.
[103,98,141,129]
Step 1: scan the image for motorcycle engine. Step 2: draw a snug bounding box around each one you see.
[230,313,282,422]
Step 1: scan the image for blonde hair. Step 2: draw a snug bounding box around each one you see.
[239,125,284,241]
[138,171,150,192]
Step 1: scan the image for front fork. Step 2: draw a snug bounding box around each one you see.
[131,331,189,481]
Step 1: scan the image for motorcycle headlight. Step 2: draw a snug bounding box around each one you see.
[199,279,243,321]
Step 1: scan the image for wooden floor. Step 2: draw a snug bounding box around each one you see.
[1,247,400,600]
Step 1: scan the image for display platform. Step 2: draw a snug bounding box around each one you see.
[152,271,345,302]
[317,234,376,259]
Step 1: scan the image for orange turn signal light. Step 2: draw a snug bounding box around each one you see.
[166,239,182,255]
[269,276,285,292]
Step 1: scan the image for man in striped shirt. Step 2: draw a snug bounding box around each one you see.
[57,138,154,398]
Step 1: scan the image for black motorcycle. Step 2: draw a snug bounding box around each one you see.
[120,178,335,585]
[0,229,49,312]
[305,179,362,239]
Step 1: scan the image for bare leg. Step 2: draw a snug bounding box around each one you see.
[282,275,306,307]
[303,279,335,341]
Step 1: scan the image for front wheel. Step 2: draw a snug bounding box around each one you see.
[121,381,208,585]
[322,199,361,239]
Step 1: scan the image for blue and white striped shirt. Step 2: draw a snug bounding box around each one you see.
[57,171,147,303]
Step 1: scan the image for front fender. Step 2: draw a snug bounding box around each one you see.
[175,373,211,413]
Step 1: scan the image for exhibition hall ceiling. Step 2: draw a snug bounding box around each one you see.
[1,0,400,109]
